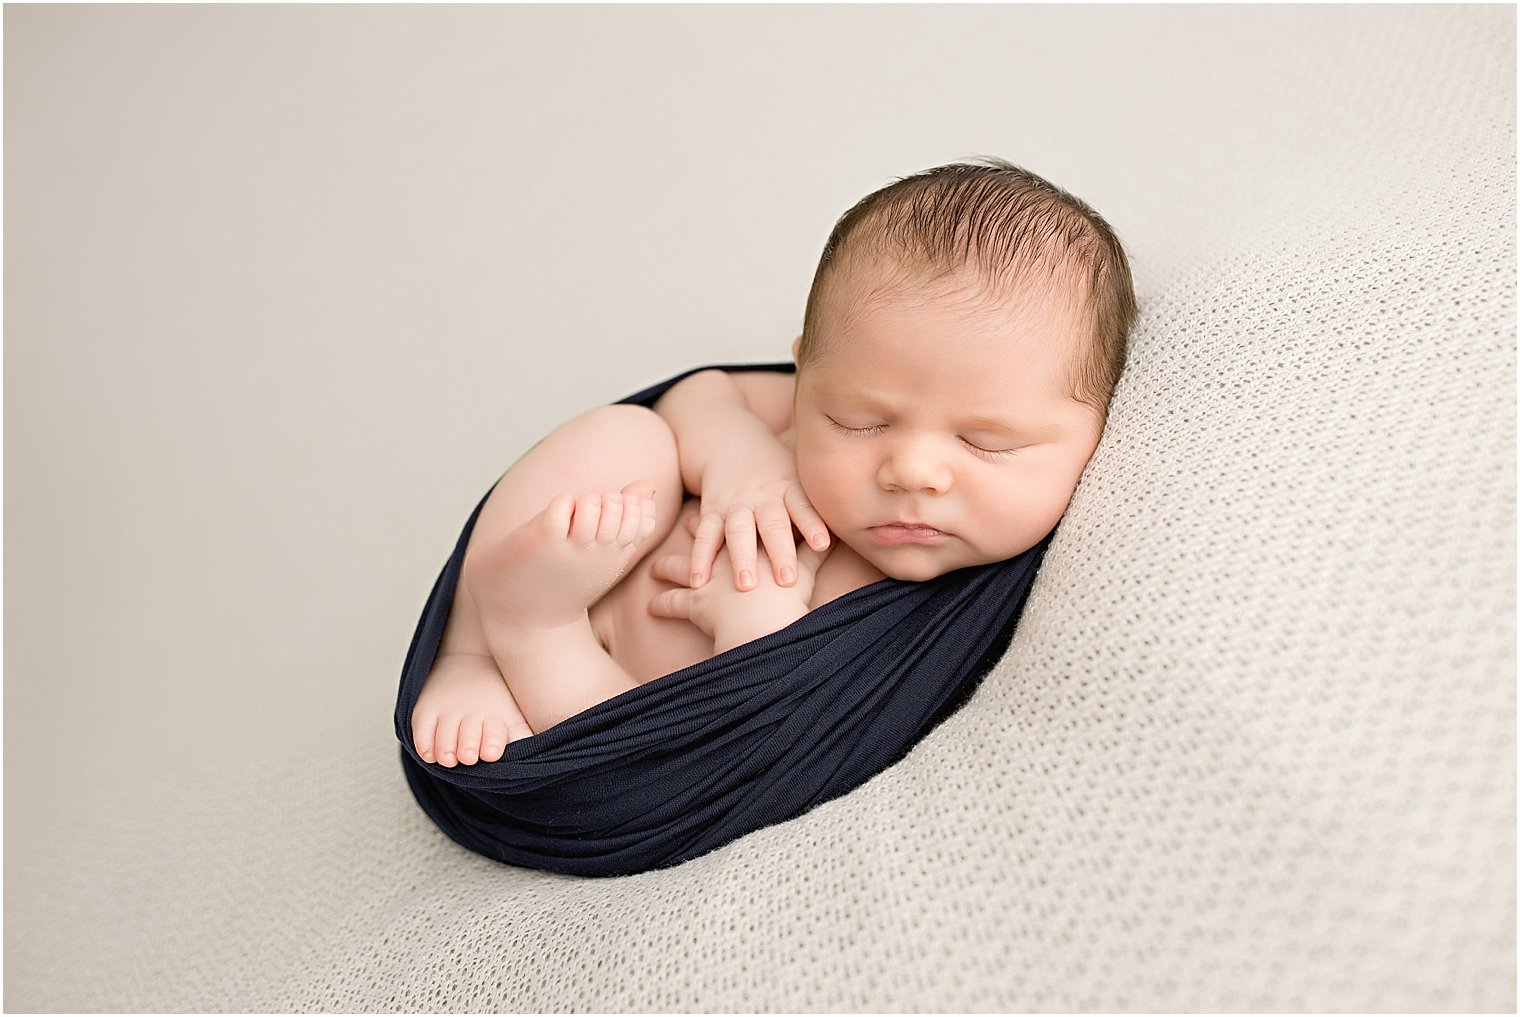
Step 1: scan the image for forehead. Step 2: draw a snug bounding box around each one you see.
[807,257,1091,414]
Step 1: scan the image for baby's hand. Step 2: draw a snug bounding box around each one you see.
[690,468,830,592]
[648,542,823,653]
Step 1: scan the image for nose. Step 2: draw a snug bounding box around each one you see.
[877,435,952,494]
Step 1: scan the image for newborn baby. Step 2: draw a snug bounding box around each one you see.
[412,157,1137,766]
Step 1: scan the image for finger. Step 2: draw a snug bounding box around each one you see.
[755,506,800,586]
[785,485,831,550]
[648,587,693,620]
[724,508,759,590]
[683,510,700,537]
[648,553,693,585]
[595,491,625,544]
[689,511,726,588]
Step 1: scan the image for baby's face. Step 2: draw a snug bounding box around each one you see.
[793,260,1105,581]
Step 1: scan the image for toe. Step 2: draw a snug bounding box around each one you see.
[616,493,646,545]
[504,710,535,743]
[435,715,461,767]
[638,496,659,541]
[455,717,482,766]
[569,494,602,545]
[480,717,512,762]
[595,491,625,544]
[412,711,438,764]
[541,493,576,538]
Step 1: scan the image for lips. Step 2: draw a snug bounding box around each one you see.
[868,522,948,545]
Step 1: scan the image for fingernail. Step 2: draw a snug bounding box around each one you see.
[779,567,796,585]
[739,570,755,589]
[691,573,704,588]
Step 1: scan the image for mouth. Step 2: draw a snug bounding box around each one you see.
[868,522,948,545]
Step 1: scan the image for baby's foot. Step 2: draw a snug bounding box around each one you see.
[412,654,534,766]
[465,481,659,630]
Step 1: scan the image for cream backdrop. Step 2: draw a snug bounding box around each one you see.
[5,4,1515,1012]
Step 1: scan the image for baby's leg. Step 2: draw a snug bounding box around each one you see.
[413,405,683,759]
[466,482,661,732]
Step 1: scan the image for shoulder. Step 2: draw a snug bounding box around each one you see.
[727,370,796,436]
[809,542,888,609]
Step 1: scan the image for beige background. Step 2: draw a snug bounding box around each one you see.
[4,3,1294,844]
[5,4,1515,1012]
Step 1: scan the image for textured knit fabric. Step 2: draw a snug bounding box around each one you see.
[4,5,1512,1013]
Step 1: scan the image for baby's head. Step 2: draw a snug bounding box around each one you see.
[791,158,1137,581]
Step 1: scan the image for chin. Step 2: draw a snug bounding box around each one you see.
[873,552,959,583]
[873,543,1027,582]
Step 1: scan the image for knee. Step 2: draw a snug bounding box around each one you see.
[571,404,678,459]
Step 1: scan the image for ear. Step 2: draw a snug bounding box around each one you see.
[790,335,802,364]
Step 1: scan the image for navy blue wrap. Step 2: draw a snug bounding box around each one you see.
[395,363,1052,877]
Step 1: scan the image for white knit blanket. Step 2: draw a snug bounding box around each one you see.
[5,5,1512,1011]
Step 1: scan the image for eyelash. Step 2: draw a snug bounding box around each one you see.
[963,440,1020,461]
[826,417,885,437]
[825,417,1020,459]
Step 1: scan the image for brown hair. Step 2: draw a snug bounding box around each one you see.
[798,157,1137,420]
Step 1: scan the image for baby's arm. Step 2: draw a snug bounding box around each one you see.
[653,370,829,590]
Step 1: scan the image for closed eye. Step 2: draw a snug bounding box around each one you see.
[961,437,1020,460]
[826,416,885,436]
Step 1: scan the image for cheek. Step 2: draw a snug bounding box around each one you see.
[797,441,863,510]
[958,467,1070,552]
[1013,468,1082,533]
